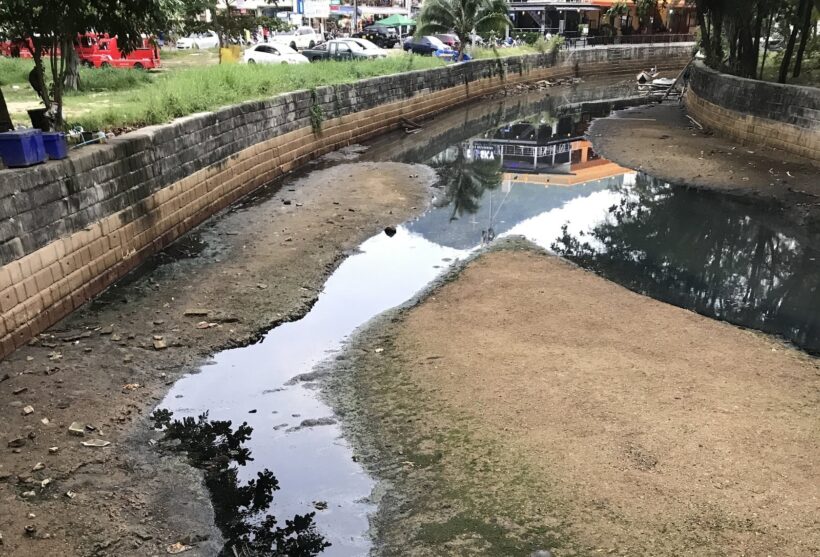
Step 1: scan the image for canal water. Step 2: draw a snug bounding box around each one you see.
[158,84,820,555]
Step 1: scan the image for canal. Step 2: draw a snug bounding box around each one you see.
[156,81,820,555]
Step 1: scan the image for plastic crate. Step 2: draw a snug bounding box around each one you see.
[42,132,68,160]
[0,129,46,168]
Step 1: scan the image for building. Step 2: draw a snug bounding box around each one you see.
[508,0,697,37]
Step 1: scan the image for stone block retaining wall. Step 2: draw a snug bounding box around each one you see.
[0,44,692,358]
[686,61,820,163]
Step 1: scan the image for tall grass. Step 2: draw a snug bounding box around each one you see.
[471,46,536,59]
[0,56,152,91]
[76,67,153,93]
[70,55,446,130]
[0,57,34,85]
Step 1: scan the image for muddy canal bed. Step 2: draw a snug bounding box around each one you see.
[162,84,820,555]
[1,80,819,556]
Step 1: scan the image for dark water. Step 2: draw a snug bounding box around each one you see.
[386,98,820,354]
[156,83,820,555]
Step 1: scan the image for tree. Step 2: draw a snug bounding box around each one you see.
[778,0,811,82]
[415,0,512,61]
[606,1,631,35]
[691,0,816,81]
[636,0,667,32]
[0,0,178,129]
[0,87,12,132]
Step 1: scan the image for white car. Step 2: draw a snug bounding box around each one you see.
[269,26,324,50]
[177,30,220,50]
[242,43,309,65]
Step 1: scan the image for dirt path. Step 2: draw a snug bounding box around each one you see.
[329,241,820,557]
[588,103,820,229]
[0,160,433,556]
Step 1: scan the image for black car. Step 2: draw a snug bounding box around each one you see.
[354,25,399,49]
[403,35,449,55]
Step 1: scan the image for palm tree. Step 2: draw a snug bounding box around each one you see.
[415,0,512,61]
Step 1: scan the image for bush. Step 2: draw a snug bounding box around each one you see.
[513,32,541,45]
[545,35,565,54]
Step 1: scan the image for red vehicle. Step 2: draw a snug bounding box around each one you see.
[1,34,158,69]
[76,34,160,69]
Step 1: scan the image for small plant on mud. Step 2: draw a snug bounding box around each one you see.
[151,409,330,556]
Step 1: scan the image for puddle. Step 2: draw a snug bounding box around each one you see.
[160,227,468,555]
[157,82,820,554]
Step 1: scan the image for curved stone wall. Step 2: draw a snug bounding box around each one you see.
[686,61,820,163]
[0,44,692,358]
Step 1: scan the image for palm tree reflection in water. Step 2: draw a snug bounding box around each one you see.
[430,145,504,244]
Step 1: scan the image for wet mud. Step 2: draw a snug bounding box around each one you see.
[0,162,433,555]
[324,238,820,556]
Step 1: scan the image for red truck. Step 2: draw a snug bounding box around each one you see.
[1,34,159,69]
[75,34,160,69]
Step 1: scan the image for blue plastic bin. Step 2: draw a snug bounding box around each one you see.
[42,132,68,160]
[0,130,46,168]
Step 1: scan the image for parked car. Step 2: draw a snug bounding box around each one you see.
[176,31,219,50]
[435,34,461,50]
[303,38,387,62]
[354,25,399,49]
[403,35,449,55]
[242,43,309,65]
[269,27,324,51]
[76,34,160,69]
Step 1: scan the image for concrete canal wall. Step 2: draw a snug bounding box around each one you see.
[686,61,820,163]
[0,43,692,358]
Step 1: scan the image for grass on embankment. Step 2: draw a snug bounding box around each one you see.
[75,55,447,131]
[2,55,447,131]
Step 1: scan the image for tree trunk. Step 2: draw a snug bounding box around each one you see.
[792,0,814,77]
[779,0,810,83]
[697,2,711,60]
[64,40,81,92]
[0,87,13,132]
[759,10,774,79]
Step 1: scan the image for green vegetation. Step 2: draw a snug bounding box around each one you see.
[694,0,818,84]
[3,55,447,131]
[0,57,32,86]
[470,45,536,59]
[73,56,445,131]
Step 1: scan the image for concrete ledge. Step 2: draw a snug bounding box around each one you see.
[686,61,820,163]
[0,44,692,358]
